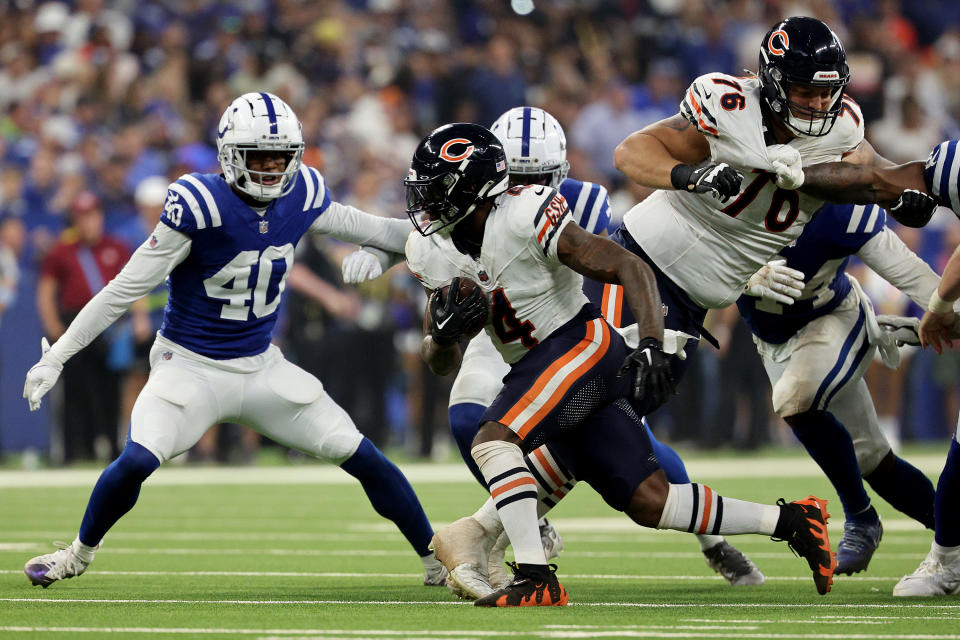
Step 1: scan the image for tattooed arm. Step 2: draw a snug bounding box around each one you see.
[557,223,664,341]
[614,114,712,189]
[800,160,927,208]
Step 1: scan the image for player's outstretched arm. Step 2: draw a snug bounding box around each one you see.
[556,223,663,342]
[613,115,712,190]
[800,160,926,208]
[309,201,410,254]
[23,224,190,411]
[920,243,960,353]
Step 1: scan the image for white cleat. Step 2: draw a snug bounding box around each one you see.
[24,541,96,588]
[431,516,499,600]
[894,545,960,597]
[487,531,510,590]
[422,555,449,586]
[540,518,564,560]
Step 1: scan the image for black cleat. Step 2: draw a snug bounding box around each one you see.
[473,562,568,607]
[703,540,765,586]
[774,496,837,595]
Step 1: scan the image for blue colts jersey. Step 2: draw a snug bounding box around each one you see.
[559,178,610,235]
[925,139,960,214]
[158,168,332,359]
[737,203,886,344]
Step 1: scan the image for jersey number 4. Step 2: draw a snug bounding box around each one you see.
[490,288,538,348]
[203,244,294,321]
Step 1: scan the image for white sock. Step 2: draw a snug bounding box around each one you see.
[421,553,442,569]
[932,541,960,564]
[657,483,781,536]
[696,534,725,551]
[71,536,97,564]
[473,499,504,536]
[472,440,545,566]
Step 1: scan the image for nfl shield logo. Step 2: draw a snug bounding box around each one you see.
[162,351,173,361]
[258,220,269,234]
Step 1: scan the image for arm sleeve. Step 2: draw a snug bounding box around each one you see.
[308,201,411,253]
[856,227,942,309]
[45,223,191,366]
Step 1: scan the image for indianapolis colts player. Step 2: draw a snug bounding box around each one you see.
[21,92,446,588]
[405,122,838,605]
[737,202,941,576]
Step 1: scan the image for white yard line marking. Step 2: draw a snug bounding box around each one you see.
[0,454,948,489]
[0,569,910,582]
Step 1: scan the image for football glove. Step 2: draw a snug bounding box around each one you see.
[889,189,937,228]
[768,144,804,190]
[744,259,806,305]
[428,277,488,347]
[671,162,743,203]
[619,337,676,412]
[341,248,383,284]
[876,315,920,347]
[22,338,62,412]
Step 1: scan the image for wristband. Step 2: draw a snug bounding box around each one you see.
[929,288,955,313]
[670,164,694,191]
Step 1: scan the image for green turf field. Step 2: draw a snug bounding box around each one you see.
[1,452,957,639]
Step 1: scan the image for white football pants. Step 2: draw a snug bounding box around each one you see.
[130,334,364,464]
[448,332,509,409]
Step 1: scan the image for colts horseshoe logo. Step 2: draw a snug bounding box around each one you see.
[439,138,475,162]
[768,29,789,56]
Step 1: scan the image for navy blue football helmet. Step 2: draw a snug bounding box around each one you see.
[405,123,509,236]
[758,16,850,137]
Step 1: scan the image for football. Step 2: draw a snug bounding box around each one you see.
[437,277,489,338]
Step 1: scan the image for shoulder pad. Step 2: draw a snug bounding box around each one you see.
[297,165,332,215]
[925,139,959,213]
[160,173,222,235]
[560,178,610,234]
[501,185,570,257]
[405,231,455,291]
[680,73,749,138]
[832,95,865,153]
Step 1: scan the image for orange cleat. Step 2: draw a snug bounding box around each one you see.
[474,563,568,607]
[775,496,837,595]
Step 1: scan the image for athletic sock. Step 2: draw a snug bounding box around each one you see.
[71,537,98,564]
[524,444,577,514]
[785,410,871,518]
[473,440,545,566]
[340,438,435,557]
[864,452,935,529]
[645,420,690,483]
[78,441,161,547]
[448,403,486,486]
[657,483,781,535]
[935,438,960,547]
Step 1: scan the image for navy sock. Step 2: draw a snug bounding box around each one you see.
[935,438,960,547]
[78,441,160,547]
[448,403,486,486]
[864,451,935,529]
[645,420,690,484]
[341,438,434,556]
[785,410,870,518]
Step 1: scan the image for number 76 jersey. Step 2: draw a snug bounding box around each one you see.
[622,72,864,310]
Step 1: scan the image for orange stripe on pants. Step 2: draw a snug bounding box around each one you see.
[534,447,564,489]
[698,486,714,534]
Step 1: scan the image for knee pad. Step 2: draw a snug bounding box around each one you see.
[771,371,816,417]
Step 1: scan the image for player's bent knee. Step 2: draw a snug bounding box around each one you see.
[266,360,324,405]
[625,470,670,527]
[471,421,519,448]
[854,441,890,476]
[771,372,816,418]
[114,441,161,481]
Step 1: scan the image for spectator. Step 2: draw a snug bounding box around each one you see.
[36,191,130,463]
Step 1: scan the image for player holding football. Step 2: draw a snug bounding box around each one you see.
[21,93,446,589]
[404,121,838,606]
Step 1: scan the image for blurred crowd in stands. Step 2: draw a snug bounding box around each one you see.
[1,0,960,464]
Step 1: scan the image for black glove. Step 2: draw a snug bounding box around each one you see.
[889,189,937,228]
[429,277,488,347]
[618,337,677,412]
[671,162,743,203]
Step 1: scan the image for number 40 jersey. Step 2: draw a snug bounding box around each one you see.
[622,72,865,310]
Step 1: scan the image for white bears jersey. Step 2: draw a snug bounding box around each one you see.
[406,184,587,364]
[623,72,865,309]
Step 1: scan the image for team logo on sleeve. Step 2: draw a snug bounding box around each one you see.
[768,29,789,55]
[439,138,475,163]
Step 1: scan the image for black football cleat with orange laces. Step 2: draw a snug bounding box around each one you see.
[773,496,837,595]
[474,562,568,607]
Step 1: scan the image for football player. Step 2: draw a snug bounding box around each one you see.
[736,201,941,575]
[21,93,447,589]
[404,121,838,606]
[355,106,759,594]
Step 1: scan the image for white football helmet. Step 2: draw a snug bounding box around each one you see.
[490,107,569,188]
[216,92,304,201]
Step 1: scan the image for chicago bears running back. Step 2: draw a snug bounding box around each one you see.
[737,202,940,575]
[21,92,446,589]
[405,122,838,606]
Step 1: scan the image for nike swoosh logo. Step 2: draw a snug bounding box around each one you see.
[436,316,452,330]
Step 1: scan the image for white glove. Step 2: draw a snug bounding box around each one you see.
[768,144,804,190]
[876,315,920,347]
[744,259,805,305]
[22,338,63,412]
[341,249,383,284]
